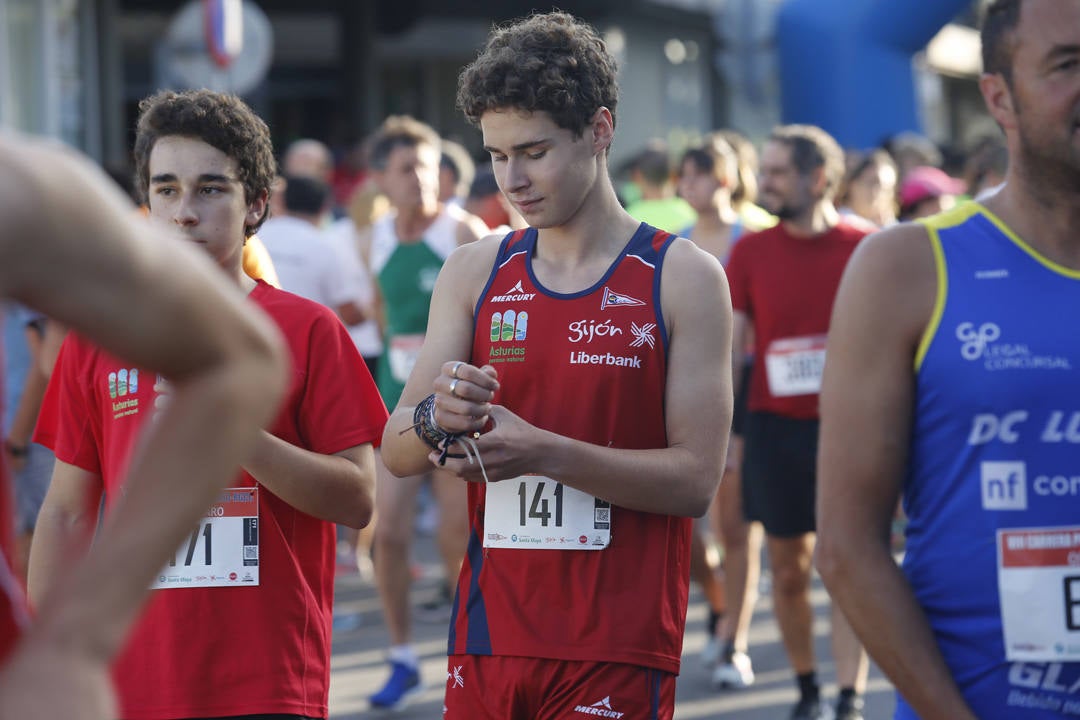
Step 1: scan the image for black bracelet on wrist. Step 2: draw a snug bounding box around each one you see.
[411,393,466,464]
[4,440,28,458]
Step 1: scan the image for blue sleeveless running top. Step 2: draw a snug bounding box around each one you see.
[901,203,1080,719]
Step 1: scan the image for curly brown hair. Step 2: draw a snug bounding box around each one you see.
[133,90,276,237]
[457,11,619,137]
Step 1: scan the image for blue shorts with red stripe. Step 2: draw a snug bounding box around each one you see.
[442,655,675,720]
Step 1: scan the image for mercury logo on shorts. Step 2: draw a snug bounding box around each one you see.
[573,696,625,718]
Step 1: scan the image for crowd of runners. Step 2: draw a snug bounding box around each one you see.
[1,1,1078,718]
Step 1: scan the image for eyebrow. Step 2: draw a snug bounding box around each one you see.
[482,138,551,154]
[1044,43,1080,65]
[149,173,236,184]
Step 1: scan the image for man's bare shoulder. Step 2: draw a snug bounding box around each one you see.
[436,232,507,303]
[663,236,728,293]
[660,237,730,328]
[839,221,938,342]
[847,222,936,292]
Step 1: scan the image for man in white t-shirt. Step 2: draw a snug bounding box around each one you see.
[259,175,365,325]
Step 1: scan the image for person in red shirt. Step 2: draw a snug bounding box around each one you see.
[379,12,733,720]
[725,124,870,720]
[30,90,387,720]
[0,136,287,718]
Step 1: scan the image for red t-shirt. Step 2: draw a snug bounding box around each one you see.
[0,378,29,667]
[452,225,691,675]
[726,220,867,419]
[35,281,387,719]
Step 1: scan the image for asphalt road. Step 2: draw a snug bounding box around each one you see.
[327,536,896,719]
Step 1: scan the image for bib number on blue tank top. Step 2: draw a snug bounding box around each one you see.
[997,525,1080,661]
[152,487,259,589]
[765,335,827,397]
[484,476,611,550]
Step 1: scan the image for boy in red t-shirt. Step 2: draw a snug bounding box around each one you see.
[31,90,387,720]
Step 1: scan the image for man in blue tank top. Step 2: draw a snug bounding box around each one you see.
[816,2,1080,719]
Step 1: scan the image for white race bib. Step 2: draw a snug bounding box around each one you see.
[152,487,259,589]
[388,334,424,384]
[998,525,1080,661]
[764,335,827,397]
[484,475,611,550]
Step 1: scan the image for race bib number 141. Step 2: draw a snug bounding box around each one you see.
[484,475,611,550]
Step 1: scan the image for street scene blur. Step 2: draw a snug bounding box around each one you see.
[4,2,1076,720]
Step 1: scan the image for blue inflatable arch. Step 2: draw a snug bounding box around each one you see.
[776,0,974,148]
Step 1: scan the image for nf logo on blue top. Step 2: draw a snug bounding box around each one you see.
[981,461,1027,510]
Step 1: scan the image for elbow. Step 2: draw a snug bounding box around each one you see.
[814,525,854,589]
[339,492,374,530]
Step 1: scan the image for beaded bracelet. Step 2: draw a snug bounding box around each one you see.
[403,393,489,482]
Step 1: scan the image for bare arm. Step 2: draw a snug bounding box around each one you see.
[0,138,287,666]
[382,238,733,517]
[244,438,375,528]
[815,224,978,720]
[27,462,104,606]
[3,323,50,469]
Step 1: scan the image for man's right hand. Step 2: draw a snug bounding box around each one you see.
[432,361,499,435]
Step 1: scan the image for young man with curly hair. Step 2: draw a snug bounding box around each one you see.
[30,89,388,720]
[379,12,733,719]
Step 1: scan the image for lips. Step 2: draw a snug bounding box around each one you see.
[514,198,542,213]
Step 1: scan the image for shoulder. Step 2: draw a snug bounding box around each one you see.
[661,238,729,314]
[836,222,937,340]
[253,282,339,330]
[442,232,505,279]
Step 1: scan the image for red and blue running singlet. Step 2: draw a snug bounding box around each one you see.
[450,223,692,674]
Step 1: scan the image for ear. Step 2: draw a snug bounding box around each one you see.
[246,189,269,228]
[590,107,615,155]
[979,72,1017,131]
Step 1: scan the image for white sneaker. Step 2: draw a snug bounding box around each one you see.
[701,637,722,669]
[712,651,755,689]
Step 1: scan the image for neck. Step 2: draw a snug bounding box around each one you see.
[782,201,840,237]
[536,175,639,265]
[985,167,1080,270]
[694,201,739,231]
[395,201,440,241]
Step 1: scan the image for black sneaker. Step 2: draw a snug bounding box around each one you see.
[835,694,865,720]
[416,583,454,623]
[791,696,834,720]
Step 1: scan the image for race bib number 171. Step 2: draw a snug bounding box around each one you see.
[153,486,260,589]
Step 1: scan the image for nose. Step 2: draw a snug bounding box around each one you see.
[173,194,198,226]
[503,157,529,194]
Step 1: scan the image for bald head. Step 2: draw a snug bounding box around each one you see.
[283,139,332,182]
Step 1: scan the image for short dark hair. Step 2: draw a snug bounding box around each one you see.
[457,11,619,137]
[468,169,501,200]
[981,0,1023,84]
[634,144,673,187]
[282,175,330,216]
[133,90,276,237]
[769,124,846,200]
[680,135,738,187]
[440,139,475,196]
[366,115,441,172]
